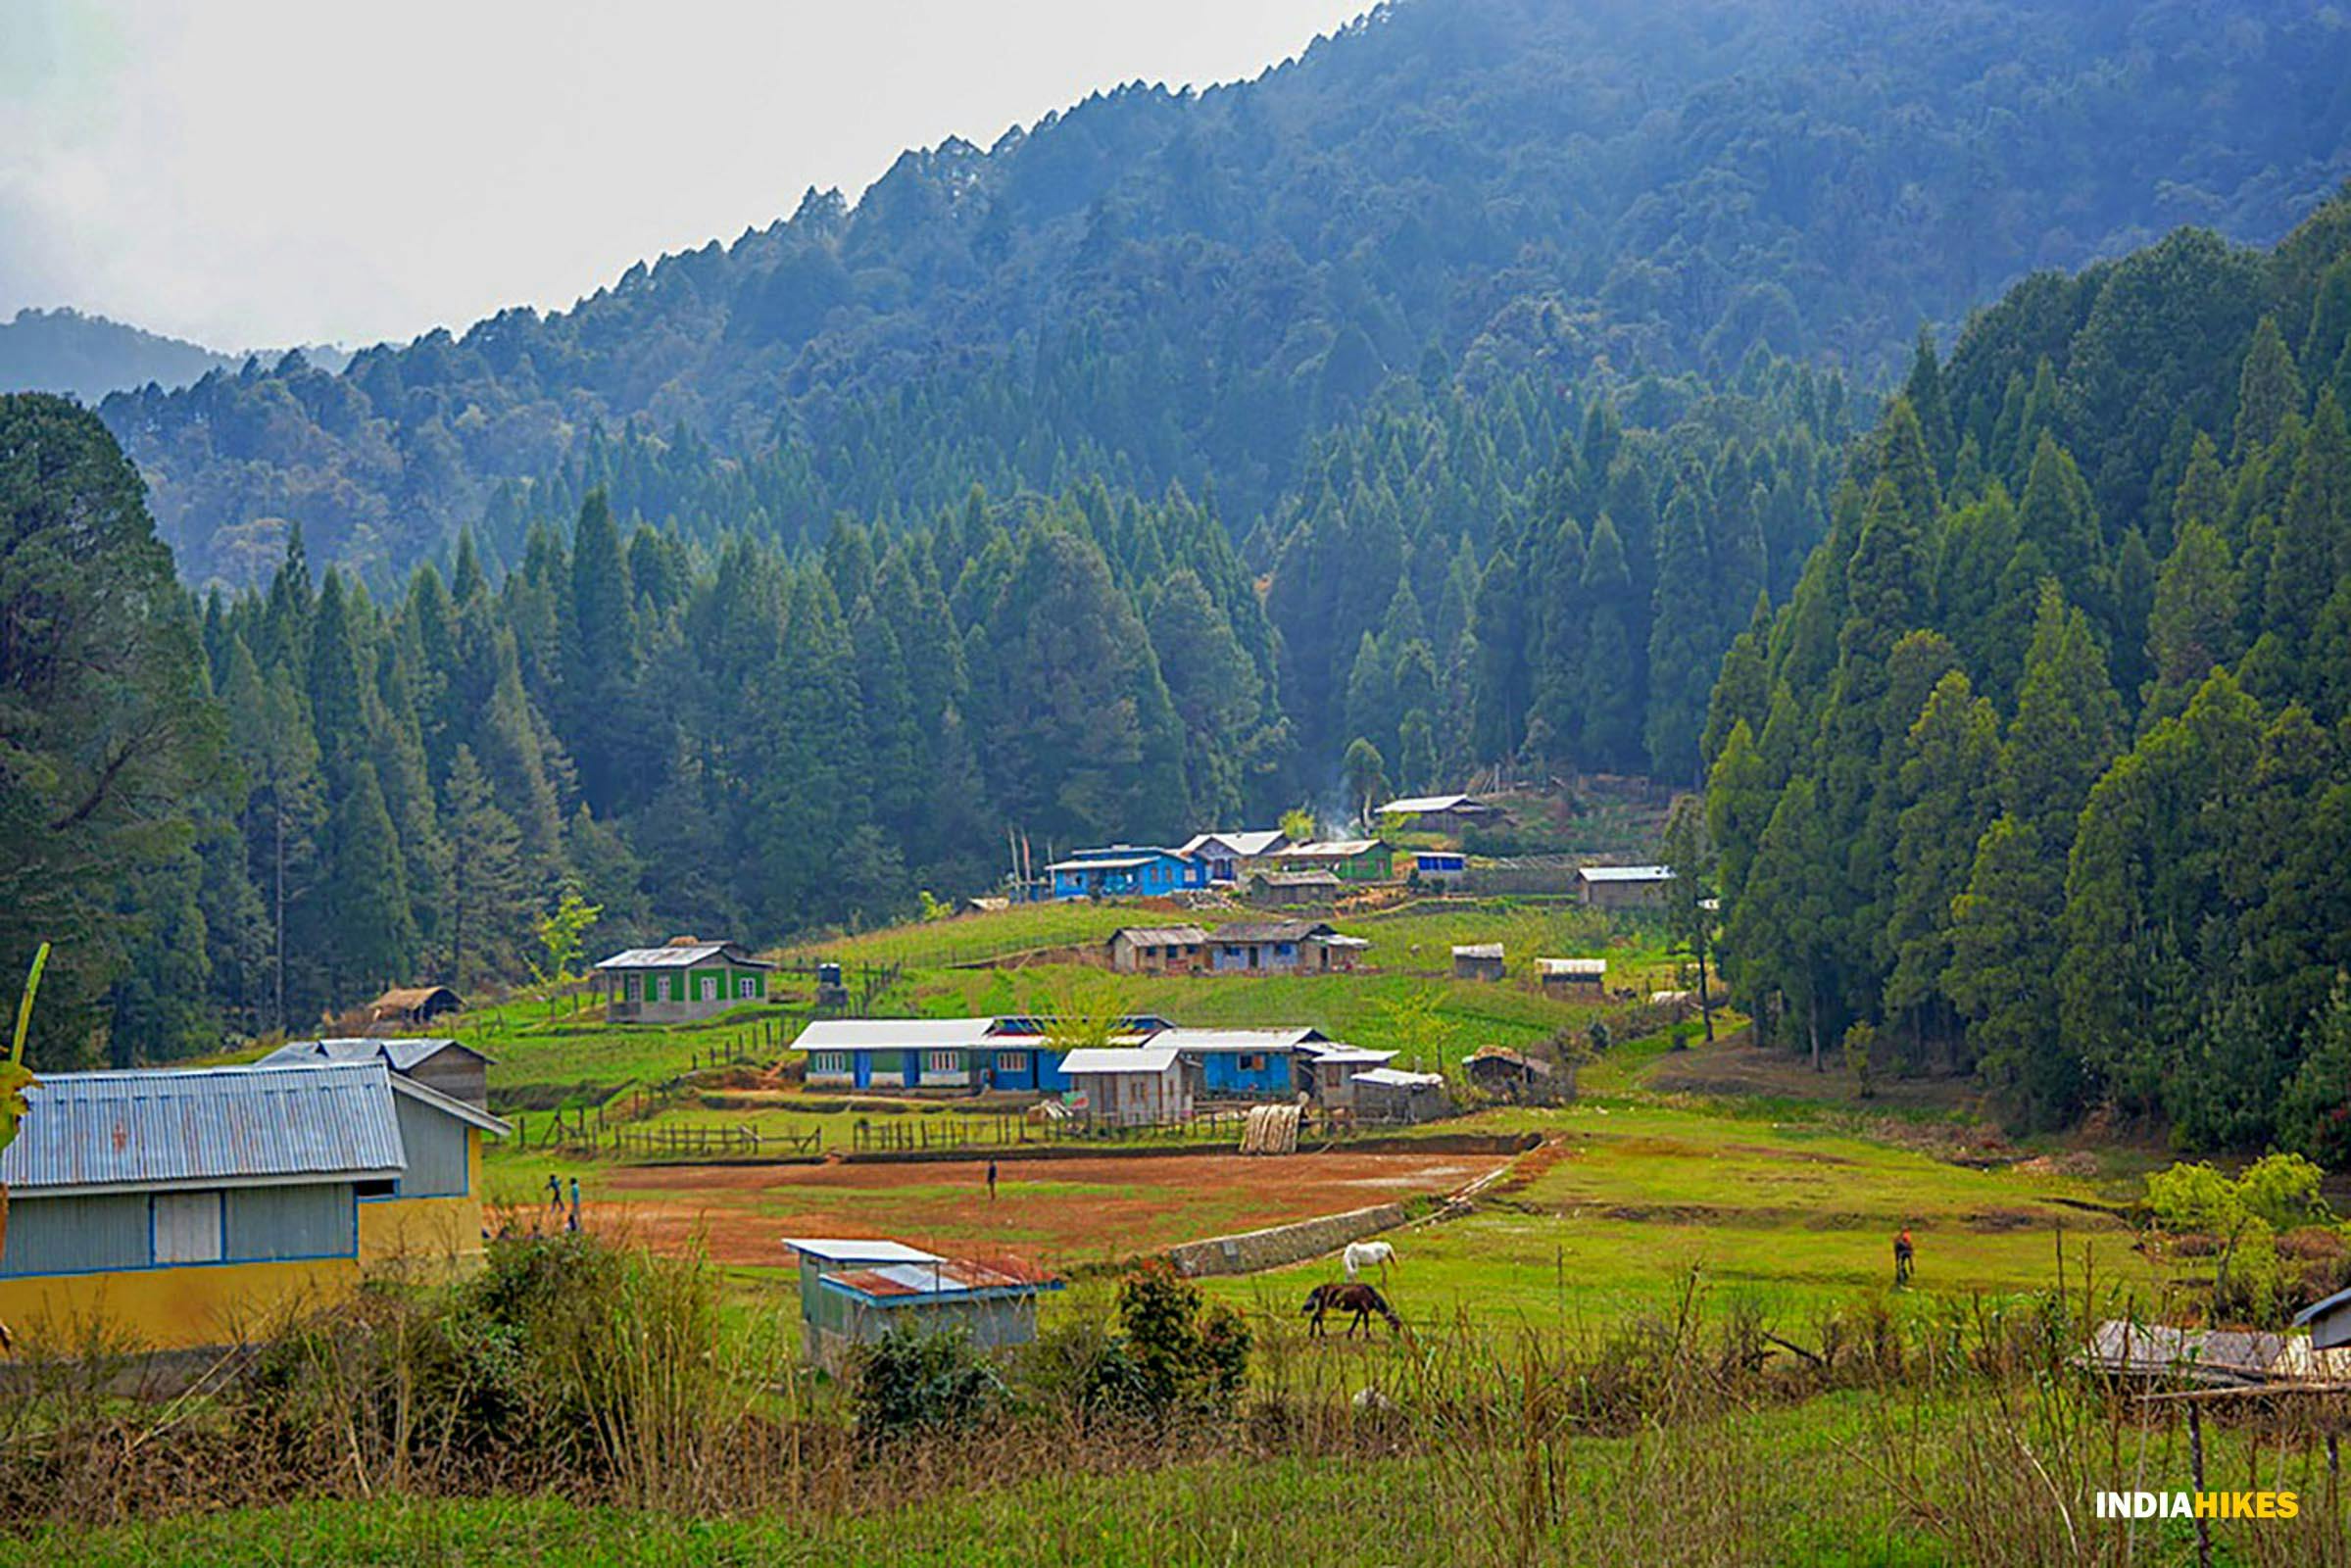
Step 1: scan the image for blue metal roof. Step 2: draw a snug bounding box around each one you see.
[0,1062,408,1195]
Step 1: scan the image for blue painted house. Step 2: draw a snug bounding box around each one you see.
[1153,1028,1329,1098]
[795,1015,1181,1095]
[1046,846,1203,900]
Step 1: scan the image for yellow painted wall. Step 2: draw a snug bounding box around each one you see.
[0,1255,359,1352]
[358,1128,489,1282]
[0,1133,493,1352]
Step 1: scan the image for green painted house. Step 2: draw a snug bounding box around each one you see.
[1266,839,1394,884]
[593,938,773,1022]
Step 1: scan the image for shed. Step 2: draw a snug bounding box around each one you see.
[2294,1286,2351,1352]
[1295,1040,1397,1109]
[1452,943,1506,981]
[1576,864,1675,909]
[804,1251,1060,1373]
[2078,1321,2286,1387]
[1248,869,1344,906]
[783,1237,943,1362]
[1105,924,1210,974]
[1537,957,1606,991]
[1412,851,1468,887]
[366,985,464,1026]
[0,1062,507,1351]
[1463,1047,1564,1102]
[1350,1067,1453,1124]
[594,938,774,1022]
[1058,1046,1195,1127]
[264,1036,492,1109]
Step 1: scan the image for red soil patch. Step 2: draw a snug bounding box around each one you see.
[580,1151,1503,1270]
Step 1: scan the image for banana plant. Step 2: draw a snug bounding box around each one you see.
[0,943,48,1349]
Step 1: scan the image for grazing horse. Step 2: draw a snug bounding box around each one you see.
[1343,1240,1396,1281]
[1303,1282,1402,1339]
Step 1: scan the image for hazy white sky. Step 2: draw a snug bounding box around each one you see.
[0,0,1370,352]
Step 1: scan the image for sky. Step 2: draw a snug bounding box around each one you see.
[0,0,1371,353]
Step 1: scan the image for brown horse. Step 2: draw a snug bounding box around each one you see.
[1303,1282,1402,1339]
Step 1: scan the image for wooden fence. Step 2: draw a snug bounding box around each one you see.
[608,1123,822,1159]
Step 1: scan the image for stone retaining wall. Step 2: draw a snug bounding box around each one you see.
[1166,1201,1406,1278]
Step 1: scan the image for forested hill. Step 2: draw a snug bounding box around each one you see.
[1701,192,2351,1155]
[104,0,2351,587]
[0,309,239,405]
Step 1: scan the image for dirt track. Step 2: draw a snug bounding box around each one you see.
[574,1151,1504,1269]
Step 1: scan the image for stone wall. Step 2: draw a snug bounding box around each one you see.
[1166,1201,1406,1278]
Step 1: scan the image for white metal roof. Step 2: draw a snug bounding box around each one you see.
[1183,829,1288,858]
[1577,864,1675,883]
[1375,794,1486,814]
[1153,1027,1323,1054]
[1046,855,1171,872]
[1057,1047,1182,1074]
[1283,839,1382,858]
[1353,1067,1446,1088]
[1109,925,1210,947]
[793,1017,1000,1051]
[1302,1048,1395,1067]
[783,1238,942,1265]
[1452,944,1504,959]
[1538,958,1607,976]
[595,941,771,968]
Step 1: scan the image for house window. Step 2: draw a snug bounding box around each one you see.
[1239,1054,1268,1072]
[925,1050,962,1074]
[996,1051,1029,1073]
[737,975,758,998]
[699,974,717,1002]
[153,1191,223,1265]
[810,1052,848,1074]
[623,974,641,1002]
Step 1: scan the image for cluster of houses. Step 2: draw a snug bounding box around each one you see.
[0,1037,507,1353]
[792,1014,1444,1125]
[1044,835,1394,901]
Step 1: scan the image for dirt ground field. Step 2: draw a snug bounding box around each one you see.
[569,1150,1507,1271]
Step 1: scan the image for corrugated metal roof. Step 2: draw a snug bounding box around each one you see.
[1185,829,1287,858]
[1258,870,1341,887]
[1110,925,1210,947]
[1210,920,1333,944]
[1578,864,1675,883]
[1154,1027,1324,1054]
[783,1238,942,1265]
[1538,958,1607,976]
[595,941,771,969]
[1301,1048,1395,1066]
[1282,839,1383,858]
[1,1063,408,1195]
[1453,944,1504,959]
[263,1036,491,1072]
[1046,854,1175,872]
[1057,1047,1182,1074]
[1353,1067,1446,1089]
[793,1018,1001,1051]
[819,1256,1059,1304]
[1376,794,1489,814]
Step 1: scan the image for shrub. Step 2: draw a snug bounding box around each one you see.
[850,1324,1007,1440]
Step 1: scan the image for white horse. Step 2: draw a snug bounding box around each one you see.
[1343,1240,1396,1281]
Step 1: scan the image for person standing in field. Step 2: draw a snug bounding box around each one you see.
[986,1156,999,1201]
[567,1176,582,1234]
[1894,1226,1915,1286]
[546,1172,563,1214]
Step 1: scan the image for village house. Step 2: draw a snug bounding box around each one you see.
[1463,1046,1564,1102]
[1453,943,1506,981]
[1351,1066,1454,1123]
[1374,794,1504,836]
[784,1238,1058,1371]
[1247,869,1345,906]
[1577,863,1676,909]
[0,1061,507,1351]
[1267,839,1394,884]
[1537,957,1606,993]
[1204,920,1368,974]
[1059,1045,1196,1126]
[1175,829,1289,884]
[1047,845,1203,900]
[262,1036,492,1109]
[1294,1039,1399,1110]
[593,937,774,1021]
[1105,924,1210,974]
[795,1015,1178,1094]
[364,985,464,1027]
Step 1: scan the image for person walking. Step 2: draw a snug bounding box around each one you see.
[1893,1226,1915,1286]
[567,1176,583,1234]
[985,1156,999,1202]
[546,1172,563,1215]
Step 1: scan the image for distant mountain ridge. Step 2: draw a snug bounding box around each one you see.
[96,0,2351,584]
[0,307,353,407]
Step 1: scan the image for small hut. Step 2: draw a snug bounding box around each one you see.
[1462,1046,1562,1102]
[1105,924,1210,974]
[367,985,464,1026]
[1351,1067,1452,1124]
[783,1238,1059,1371]
[1537,958,1605,993]
[1451,943,1505,981]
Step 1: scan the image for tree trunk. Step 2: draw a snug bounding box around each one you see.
[1694,928,1715,1044]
